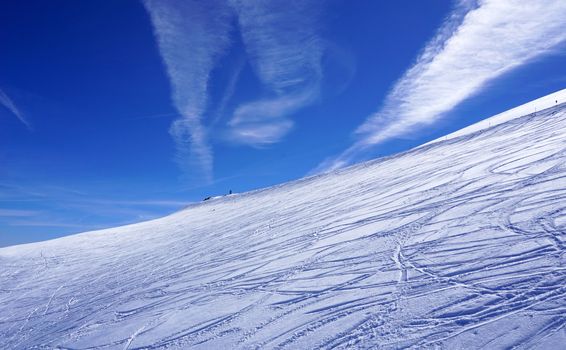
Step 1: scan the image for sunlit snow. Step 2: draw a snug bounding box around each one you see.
[1,91,565,349]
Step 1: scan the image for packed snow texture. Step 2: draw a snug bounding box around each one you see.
[423,88,566,145]
[1,96,566,349]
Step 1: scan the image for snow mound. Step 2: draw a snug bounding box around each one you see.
[1,94,565,349]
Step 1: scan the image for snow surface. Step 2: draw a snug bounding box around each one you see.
[1,98,566,349]
[423,88,566,146]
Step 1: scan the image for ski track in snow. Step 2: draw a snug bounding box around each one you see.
[1,102,565,349]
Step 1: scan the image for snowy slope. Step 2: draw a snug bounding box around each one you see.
[1,98,566,349]
[423,88,566,146]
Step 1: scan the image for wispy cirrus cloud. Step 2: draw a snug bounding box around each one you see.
[0,88,31,130]
[317,0,566,172]
[143,0,233,182]
[0,181,191,237]
[227,0,324,145]
[144,0,330,177]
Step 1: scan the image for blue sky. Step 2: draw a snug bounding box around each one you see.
[1,0,565,247]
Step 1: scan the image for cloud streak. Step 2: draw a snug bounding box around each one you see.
[143,0,233,182]
[227,0,324,145]
[144,0,329,178]
[0,89,31,130]
[318,0,566,172]
[144,0,324,181]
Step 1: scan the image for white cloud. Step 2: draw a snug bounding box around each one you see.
[143,0,233,182]
[227,90,313,145]
[228,119,294,147]
[0,89,31,130]
[227,0,324,145]
[144,0,330,178]
[318,0,566,172]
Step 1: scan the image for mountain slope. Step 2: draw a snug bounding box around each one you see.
[1,94,565,349]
